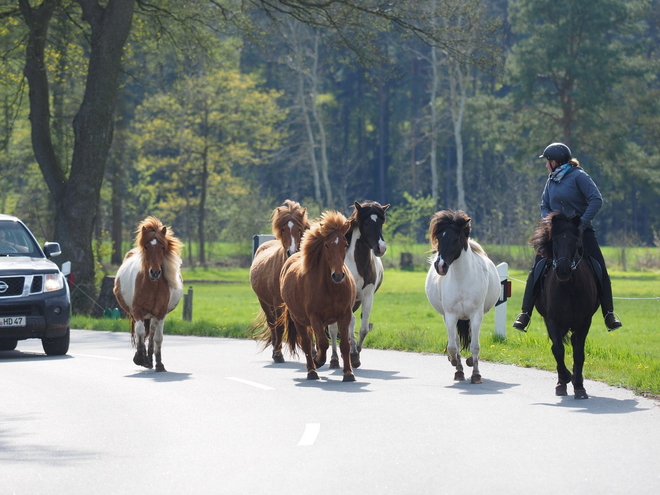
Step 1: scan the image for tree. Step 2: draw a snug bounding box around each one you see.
[6,0,508,312]
[132,62,285,265]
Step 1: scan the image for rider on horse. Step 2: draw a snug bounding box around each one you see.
[513,142,622,332]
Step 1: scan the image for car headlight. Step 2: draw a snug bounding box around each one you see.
[44,273,65,292]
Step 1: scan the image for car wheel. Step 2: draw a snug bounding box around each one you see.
[0,339,18,351]
[42,327,70,356]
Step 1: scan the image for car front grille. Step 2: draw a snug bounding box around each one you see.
[0,304,41,317]
[0,275,46,298]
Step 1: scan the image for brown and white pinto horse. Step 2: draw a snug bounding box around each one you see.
[328,200,389,369]
[280,211,357,381]
[250,200,310,363]
[113,217,183,372]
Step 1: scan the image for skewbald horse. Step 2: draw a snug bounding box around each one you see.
[114,216,183,372]
[250,200,310,363]
[280,211,357,382]
[425,210,500,383]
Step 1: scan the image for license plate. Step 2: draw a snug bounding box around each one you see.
[0,316,26,327]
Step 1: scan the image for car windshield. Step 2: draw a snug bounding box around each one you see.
[0,221,40,256]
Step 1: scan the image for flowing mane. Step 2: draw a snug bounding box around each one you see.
[429,209,471,252]
[301,210,349,274]
[272,199,310,240]
[134,216,183,291]
[529,212,579,258]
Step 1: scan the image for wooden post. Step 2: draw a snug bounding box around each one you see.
[182,286,193,321]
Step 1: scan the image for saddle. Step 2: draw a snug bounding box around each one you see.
[532,255,603,292]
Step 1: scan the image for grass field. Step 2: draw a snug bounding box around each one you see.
[73,263,660,398]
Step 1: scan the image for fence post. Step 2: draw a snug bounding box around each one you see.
[494,262,510,339]
[182,286,193,322]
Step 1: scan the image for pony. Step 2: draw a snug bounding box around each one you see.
[249,200,310,363]
[328,200,389,369]
[113,217,183,372]
[424,210,500,383]
[530,212,599,399]
[280,211,357,382]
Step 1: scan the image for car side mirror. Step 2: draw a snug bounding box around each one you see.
[43,242,62,258]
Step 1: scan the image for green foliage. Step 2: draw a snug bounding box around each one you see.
[382,192,438,246]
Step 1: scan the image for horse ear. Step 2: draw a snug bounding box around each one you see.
[383,204,390,211]
[354,201,362,211]
[161,226,167,236]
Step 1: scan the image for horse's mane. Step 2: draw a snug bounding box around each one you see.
[301,210,348,274]
[347,200,387,230]
[134,216,183,290]
[271,200,310,240]
[529,211,580,257]
[429,210,471,251]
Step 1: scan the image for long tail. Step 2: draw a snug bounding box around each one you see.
[247,310,272,350]
[279,305,300,357]
[130,317,136,347]
[457,319,471,351]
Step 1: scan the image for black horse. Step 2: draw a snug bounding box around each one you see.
[530,212,600,399]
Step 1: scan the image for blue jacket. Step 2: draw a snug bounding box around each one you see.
[540,166,603,228]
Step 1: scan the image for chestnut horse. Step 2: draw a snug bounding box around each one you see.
[530,212,599,399]
[425,210,500,383]
[328,200,389,369]
[114,217,183,372]
[280,211,357,381]
[250,200,310,363]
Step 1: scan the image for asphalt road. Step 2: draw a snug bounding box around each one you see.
[1,330,658,495]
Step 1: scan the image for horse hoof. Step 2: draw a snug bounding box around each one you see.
[155,363,166,372]
[556,384,568,396]
[272,354,285,364]
[350,352,361,368]
[466,356,474,367]
[329,359,340,369]
[454,371,465,381]
[574,389,589,399]
[342,373,356,382]
[471,374,482,384]
[307,371,319,380]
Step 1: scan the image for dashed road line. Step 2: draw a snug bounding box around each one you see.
[297,423,321,446]
[69,353,122,360]
[225,377,275,390]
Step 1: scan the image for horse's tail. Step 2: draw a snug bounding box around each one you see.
[248,310,272,350]
[457,319,471,351]
[280,305,300,357]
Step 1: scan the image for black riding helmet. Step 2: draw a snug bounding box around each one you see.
[539,143,571,164]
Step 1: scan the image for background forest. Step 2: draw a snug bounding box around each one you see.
[1,0,659,313]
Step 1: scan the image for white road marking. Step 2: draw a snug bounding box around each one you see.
[69,353,122,360]
[225,377,275,390]
[297,423,321,446]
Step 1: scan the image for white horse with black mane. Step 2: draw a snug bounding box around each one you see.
[328,200,389,369]
[425,210,500,384]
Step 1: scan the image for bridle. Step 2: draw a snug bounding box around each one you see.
[551,233,583,272]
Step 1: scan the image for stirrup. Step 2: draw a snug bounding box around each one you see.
[604,312,622,331]
[513,312,531,332]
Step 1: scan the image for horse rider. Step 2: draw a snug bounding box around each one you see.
[513,142,622,332]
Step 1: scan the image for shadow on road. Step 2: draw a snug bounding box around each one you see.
[124,369,192,382]
[445,378,520,395]
[533,395,649,415]
[0,350,73,362]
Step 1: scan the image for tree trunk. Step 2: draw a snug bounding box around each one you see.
[21,0,136,313]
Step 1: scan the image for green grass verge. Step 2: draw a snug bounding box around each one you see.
[74,266,660,397]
